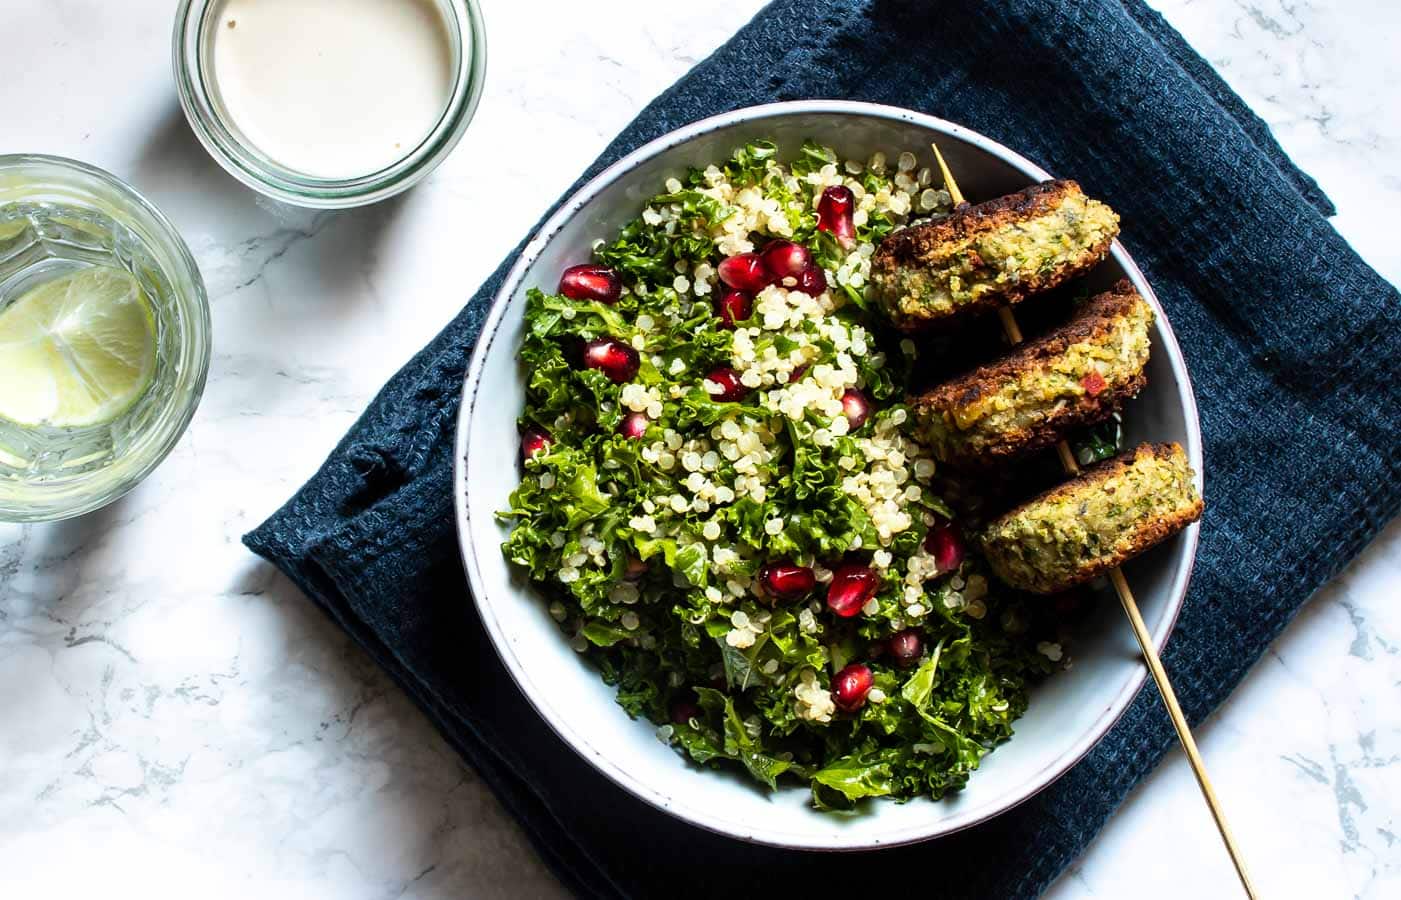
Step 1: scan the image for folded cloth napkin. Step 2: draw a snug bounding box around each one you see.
[246,0,1401,895]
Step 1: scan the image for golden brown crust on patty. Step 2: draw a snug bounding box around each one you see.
[881,180,1085,257]
[981,442,1204,594]
[910,280,1151,466]
[872,180,1120,330]
[1009,443,1203,591]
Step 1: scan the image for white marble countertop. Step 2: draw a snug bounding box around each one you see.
[2,1,1397,897]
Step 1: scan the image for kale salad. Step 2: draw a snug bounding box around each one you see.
[500,141,1065,809]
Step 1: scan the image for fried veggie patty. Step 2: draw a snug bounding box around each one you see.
[910,280,1153,466]
[979,442,1202,594]
[871,180,1121,329]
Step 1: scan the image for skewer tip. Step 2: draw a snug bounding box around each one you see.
[930,142,967,207]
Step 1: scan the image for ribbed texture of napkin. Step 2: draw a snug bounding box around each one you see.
[245,1,1401,896]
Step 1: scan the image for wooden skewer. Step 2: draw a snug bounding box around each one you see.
[931,144,1258,899]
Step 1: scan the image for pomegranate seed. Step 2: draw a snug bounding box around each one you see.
[714,288,753,329]
[704,367,748,403]
[759,562,816,601]
[618,412,650,439]
[827,563,879,618]
[558,264,622,304]
[520,426,553,462]
[840,388,871,429]
[792,264,827,296]
[582,338,640,383]
[832,663,874,713]
[760,240,811,278]
[1081,371,1107,397]
[718,253,773,293]
[670,700,702,725]
[888,629,923,669]
[817,186,856,247]
[624,556,649,581]
[924,523,966,574]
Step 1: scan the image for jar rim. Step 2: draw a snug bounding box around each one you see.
[172,0,487,209]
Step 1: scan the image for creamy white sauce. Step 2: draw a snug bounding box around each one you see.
[210,0,456,179]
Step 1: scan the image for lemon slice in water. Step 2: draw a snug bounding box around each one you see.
[0,266,157,429]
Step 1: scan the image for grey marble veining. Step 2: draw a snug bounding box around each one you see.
[1,0,1397,897]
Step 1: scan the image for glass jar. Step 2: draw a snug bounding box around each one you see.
[173,0,487,209]
[0,156,211,523]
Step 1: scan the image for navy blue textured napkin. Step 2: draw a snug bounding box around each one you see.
[245,1,1401,896]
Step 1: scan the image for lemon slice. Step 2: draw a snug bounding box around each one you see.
[0,266,157,429]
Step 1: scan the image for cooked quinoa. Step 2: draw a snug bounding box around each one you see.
[912,280,1154,466]
[980,442,1203,594]
[501,141,1061,808]
[871,180,1120,329]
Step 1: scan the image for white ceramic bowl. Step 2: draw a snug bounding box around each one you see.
[455,101,1202,850]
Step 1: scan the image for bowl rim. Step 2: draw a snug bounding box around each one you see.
[454,100,1202,850]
